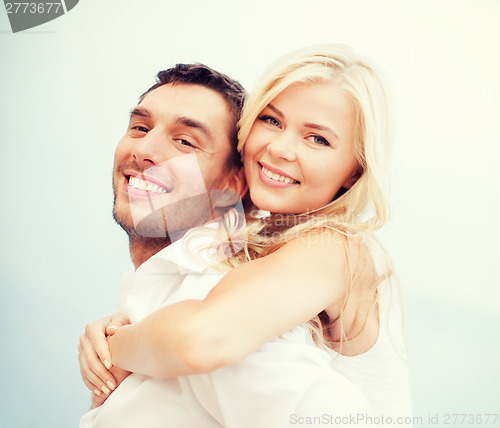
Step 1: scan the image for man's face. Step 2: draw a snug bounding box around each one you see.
[112,83,237,239]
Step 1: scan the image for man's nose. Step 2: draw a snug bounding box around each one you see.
[266,131,297,162]
[131,130,165,166]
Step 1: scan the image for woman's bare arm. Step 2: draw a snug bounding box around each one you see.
[106,230,351,378]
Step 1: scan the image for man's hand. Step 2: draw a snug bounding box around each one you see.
[78,313,131,402]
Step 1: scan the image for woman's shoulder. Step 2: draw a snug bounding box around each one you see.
[225,227,358,305]
[278,227,369,264]
[269,228,347,266]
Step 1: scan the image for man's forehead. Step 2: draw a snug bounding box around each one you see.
[140,83,228,112]
[135,83,234,140]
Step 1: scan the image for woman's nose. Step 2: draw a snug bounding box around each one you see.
[266,131,297,162]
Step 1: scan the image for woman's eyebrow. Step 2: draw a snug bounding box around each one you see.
[267,104,284,118]
[304,123,339,140]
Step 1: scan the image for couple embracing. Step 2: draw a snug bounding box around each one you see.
[79,45,411,428]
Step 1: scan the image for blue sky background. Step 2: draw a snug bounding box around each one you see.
[1,1,499,427]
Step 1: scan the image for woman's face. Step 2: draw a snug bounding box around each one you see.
[243,82,359,214]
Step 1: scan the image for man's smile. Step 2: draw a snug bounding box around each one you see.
[127,175,169,194]
[123,170,173,197]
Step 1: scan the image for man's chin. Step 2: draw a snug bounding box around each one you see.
[112,210,137,237]
[133,210,170,239]
[113,193,215,242]
[113,205,175,240]
[112,200,141,237]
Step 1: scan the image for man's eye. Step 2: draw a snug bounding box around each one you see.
[131,125,149,133]
[174,139,197,148]
[259,115,281,128]
[306,135,330,147]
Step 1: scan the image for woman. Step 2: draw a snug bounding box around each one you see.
[79,45,411,417]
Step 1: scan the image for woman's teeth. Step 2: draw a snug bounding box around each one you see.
[261,165,298,184]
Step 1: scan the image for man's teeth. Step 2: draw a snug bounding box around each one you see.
[261,166,297,184]
[129,176,167,193]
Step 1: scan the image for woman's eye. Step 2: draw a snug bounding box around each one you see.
[259,115,281,128]
[307,135,330,147]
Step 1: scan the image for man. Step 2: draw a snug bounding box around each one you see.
[79,64,371,428]
[111,64,246,263]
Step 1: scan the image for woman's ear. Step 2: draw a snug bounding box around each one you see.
[342,166,362,190]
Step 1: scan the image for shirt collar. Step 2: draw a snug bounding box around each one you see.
[136,220,227,276]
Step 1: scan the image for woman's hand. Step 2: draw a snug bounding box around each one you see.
[78,313,131,398]
[88,365,132,410]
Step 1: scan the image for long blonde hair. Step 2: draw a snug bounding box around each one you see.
[226,45,393,349]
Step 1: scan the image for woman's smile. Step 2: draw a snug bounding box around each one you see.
[258,162,300,187]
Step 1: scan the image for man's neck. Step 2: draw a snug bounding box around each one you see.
[129,236,171,270]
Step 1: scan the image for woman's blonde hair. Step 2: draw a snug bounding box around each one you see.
[224,45,393,350]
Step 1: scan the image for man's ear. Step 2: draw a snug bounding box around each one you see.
[226,166,248,199]
[211,167,248,209]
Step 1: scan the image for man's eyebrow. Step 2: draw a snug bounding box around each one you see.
[304,123,339,140]
[130,107,151,118]
[175,116,213,139]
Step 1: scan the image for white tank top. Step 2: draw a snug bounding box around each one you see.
[327,280,413,419]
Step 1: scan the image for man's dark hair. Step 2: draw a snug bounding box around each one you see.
[140,63,246,170]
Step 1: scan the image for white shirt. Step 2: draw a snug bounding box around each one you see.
[80,224,372,428]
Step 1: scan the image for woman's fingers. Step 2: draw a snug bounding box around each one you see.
[85,318,114,369]
[78,333,117,395]
[78,313,130,399]
[106,312,131,336]
[80,365,103,397]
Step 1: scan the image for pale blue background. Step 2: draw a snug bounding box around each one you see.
[1,1,499,427]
